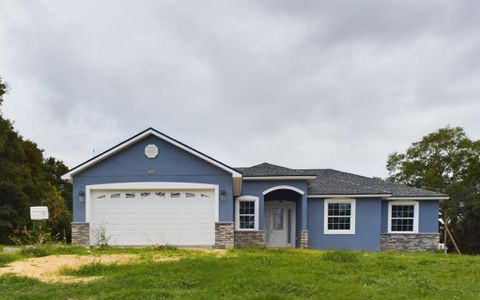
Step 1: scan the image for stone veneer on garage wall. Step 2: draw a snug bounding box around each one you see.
[72,222,90,246]
[234,231,266,247]
[380,233,439,251]
[215,222,234,249]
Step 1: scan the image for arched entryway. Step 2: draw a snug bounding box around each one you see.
[263,187,304,247]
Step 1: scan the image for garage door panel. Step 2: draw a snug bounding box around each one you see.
[90,189,215,246]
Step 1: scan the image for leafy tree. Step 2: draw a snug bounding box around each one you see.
[0,77,72,243]
[387,126,480,253]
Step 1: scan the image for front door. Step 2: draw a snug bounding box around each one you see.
[266,201,296,247]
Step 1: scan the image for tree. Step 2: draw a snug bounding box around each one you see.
[0,77,6,106]
[0,77,72,243]
[387,126,480,253]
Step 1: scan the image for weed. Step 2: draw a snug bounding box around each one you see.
[323,250,360,263]
[60,261,120,277]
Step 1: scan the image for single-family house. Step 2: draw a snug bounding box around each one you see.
[62,128,447,251]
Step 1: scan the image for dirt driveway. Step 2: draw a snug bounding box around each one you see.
[0,254,147,283]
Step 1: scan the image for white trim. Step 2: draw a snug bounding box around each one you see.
[61,129,242,181]
[323,198,356,235]
[235,195,259,231]
[262,185,305,195]
[85,182,220,224]
[244,176,316,181]
[309,194,391,198]
[387,197,449,201]
[387,201,419,234]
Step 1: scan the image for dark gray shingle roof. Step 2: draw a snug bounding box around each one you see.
[236,163,315,177]
[236,163,447,198]
[303,169,447,197]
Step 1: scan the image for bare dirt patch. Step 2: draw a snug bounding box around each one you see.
[0,254,138,283]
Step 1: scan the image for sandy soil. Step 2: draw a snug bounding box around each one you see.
[0,249,227,283]
[0,254,139,283]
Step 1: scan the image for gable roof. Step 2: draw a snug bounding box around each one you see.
[236,163,316,178]
[61,128,243,182]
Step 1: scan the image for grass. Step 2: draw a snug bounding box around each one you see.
[60,261,121,277]
[1,247,480,299]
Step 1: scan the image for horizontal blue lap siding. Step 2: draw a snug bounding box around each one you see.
[72,135,233,222]
[308,198,382,251]
[381,200,439,233]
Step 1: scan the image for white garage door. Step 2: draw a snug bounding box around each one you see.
[89,189,216,246]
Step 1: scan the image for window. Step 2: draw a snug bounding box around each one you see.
[324,199,356,234]
[126,193,135,198]
[388,201,419,233]
[110,193,120,198]
[235,196,259,230]
[171,192,180,198]
[272,208,284,230]
[185,192,195,198]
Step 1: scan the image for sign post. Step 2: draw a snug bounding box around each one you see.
[30,206,49,243]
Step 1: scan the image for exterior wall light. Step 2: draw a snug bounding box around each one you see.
[78,191,85,202]
[220,190,227,202]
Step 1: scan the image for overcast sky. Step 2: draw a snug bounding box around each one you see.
[1,1,480,178]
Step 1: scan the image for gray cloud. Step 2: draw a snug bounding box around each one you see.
[1,0,480,177]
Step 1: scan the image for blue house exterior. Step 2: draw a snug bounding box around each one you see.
[62,128,447,251]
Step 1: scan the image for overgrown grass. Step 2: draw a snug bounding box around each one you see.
[60,261,121,277]
[1,248,480,299]
[323,250,360,263]
[0,252,21,268]
[3,243,185,258]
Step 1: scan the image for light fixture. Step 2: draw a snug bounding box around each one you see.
[78,191,85,202]
[220,190,227,202]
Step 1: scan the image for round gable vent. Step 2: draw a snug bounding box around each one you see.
[144,144,159,158]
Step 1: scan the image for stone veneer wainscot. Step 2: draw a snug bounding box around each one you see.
[234,231,266,247]
[380,233,439,251]
[215,222,235,249]
[72,222,90,246]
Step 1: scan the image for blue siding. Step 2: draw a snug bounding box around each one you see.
[72,135,233,222]
[308,198,382,251]
[381,200,439,233]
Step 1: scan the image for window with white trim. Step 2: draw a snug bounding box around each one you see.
[236,196,259,230]
[388,201,419,233]
[324,199,356,234]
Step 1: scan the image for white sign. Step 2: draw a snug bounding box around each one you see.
[144,144,159,158]
[30,206,49,220]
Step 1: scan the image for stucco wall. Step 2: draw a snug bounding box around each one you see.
[307,198,382,251]
[381,200,439,233]
[72,135,233,222]
[241,180,308,246]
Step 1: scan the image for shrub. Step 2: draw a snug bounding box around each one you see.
[20,245,54,257]
[9,224,56,246]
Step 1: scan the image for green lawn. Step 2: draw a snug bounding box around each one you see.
[1,247,480,299]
